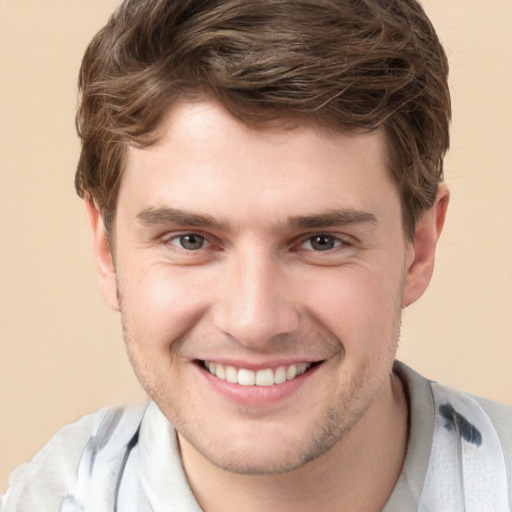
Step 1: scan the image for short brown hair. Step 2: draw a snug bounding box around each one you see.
[75,0,450,239]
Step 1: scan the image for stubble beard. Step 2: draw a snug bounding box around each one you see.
[121,336,403,477]
[118,286,404,477]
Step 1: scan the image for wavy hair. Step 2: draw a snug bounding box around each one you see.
[75,0,450,239]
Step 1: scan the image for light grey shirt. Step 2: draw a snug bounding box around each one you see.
[2,362,511,511]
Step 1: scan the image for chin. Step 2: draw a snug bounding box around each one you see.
[194,444,318,476]
[179,414,355,477]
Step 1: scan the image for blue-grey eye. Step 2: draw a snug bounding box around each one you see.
[177,234,206,250]
[307,235,339,251]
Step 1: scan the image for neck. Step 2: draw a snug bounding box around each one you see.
[179,372,408,512]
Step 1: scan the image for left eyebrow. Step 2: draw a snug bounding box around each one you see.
[285,209,377,229]
[136,207,229,230]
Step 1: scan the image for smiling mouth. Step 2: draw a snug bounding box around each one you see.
[200,360,320,387]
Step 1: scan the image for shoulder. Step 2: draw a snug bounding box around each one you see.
[395,361,512,504]
[431,375,512,460]
[397,361,511,454]
[469,393,512,439]
[396,360,511,426]
[469,393,512,483]
[1,405,145,512]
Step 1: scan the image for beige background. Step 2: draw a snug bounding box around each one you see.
[1,0,511,490]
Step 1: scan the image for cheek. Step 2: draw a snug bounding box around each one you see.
[301,266,403,350]
[118,264,212,347]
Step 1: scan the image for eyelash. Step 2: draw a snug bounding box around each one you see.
[161,232,352,254]
[162,232,212,251]
[296,234,349,253]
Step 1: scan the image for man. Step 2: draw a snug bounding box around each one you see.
[2,0,511,510]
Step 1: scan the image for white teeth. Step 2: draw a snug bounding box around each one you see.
[274,366,286,384]
[216,364,226,380]
[255,368,274,386]
[237,368,256,386]
[204,361,312,386]
[286,365,297,381]
[225,365,238,384]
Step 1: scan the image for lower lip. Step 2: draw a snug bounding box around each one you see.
[194,362,322,406]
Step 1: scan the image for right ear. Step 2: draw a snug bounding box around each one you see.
[84,199,120,312]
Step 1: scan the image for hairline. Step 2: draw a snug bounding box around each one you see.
[99,100,416,247]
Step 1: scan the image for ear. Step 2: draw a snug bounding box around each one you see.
[402,184,449,307]
[84,199,120,312]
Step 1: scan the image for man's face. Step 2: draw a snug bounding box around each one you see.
[105,100,415,474]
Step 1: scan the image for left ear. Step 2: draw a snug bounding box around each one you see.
[84,199,120,312]
[402,184,449,307]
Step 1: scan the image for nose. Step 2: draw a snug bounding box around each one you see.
[213,248,299,347]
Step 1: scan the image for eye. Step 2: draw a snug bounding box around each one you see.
[301,234,342,251]
[171,234,209,251]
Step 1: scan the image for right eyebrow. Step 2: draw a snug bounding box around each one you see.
[285,209,377,230]
[136,206,230,231]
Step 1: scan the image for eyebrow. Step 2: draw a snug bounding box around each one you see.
[136,206,377,231]
[286,210,377,229]
[137,207,230,230]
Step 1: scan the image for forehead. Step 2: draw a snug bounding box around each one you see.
[118,100,399,227]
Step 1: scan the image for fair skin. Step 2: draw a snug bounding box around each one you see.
[86,100,448,512]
